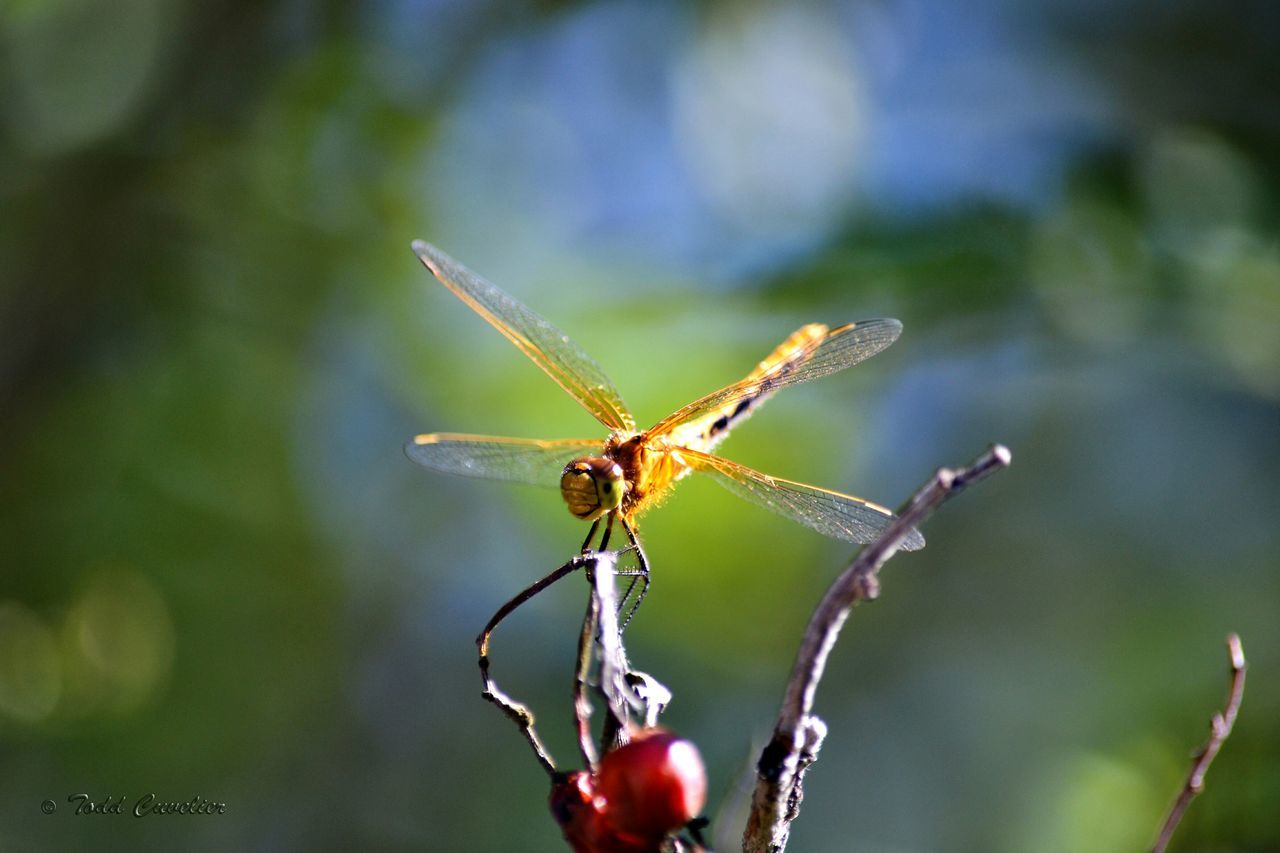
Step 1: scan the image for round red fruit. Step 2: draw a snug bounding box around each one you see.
[596,729,707,841]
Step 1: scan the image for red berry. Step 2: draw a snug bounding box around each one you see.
[550,772,606,853]
[596,729,707,842]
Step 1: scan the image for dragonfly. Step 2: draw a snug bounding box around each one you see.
[406,241,924,624]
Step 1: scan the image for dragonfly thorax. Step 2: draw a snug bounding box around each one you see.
[560,457,625,522]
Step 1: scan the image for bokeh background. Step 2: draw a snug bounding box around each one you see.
[2,0,1277,850]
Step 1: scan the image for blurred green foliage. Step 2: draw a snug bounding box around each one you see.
[1,1,1277,851]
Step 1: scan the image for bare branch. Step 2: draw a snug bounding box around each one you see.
[477,553,594,777]
[479,672,558,776]
[744,444,1012,853]
[573,578,602,770]
[590,551,637,754]
[1150,633,1247,853]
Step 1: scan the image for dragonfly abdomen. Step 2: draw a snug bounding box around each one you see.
[685,323,829,452]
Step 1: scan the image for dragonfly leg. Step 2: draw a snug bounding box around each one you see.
[598,512,616,551]
[579,517,601,554]
[616,517,650,630]
[579,514,624,627]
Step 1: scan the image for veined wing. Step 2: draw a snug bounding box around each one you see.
[660,323,827,453]
[412,241,636,432]
[646,319,902,439]
[406,433,602,487]
[680,447,925,550]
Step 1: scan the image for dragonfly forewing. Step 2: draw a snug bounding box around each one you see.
[413,241,636,432]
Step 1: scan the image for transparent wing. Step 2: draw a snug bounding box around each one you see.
[680,447,925,550]
[406,433,603,487]
[646,319,902,438]
[659,323,825,453]
[412,241,635,432]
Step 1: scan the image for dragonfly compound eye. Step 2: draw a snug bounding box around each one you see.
[560,457,624,521]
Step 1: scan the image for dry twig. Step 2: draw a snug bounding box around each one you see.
[475,546,665,773]
[743,444,1012,853]
[1150,633,1247,853]
[477,552,599,776]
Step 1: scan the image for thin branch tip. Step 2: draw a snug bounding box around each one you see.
[951,443,1012,490]
[743,442,1011,853]
[1226,633,1244,670]
[1150,632,1247,853]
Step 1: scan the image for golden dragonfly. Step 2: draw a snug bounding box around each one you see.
[406,241,923,620]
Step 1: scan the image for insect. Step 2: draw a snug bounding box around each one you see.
[406,241,923,620]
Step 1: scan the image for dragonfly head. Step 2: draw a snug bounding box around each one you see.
[560,457,625,521]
